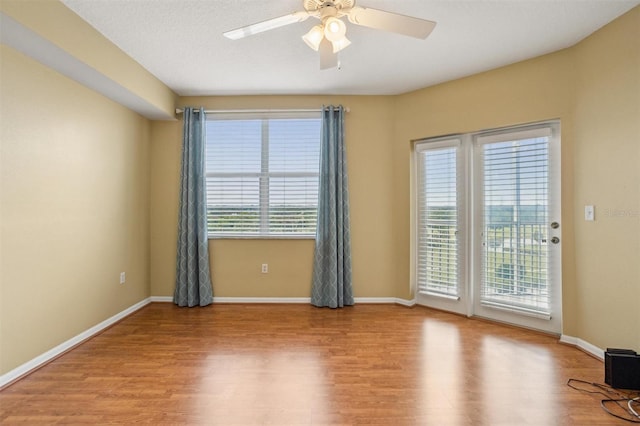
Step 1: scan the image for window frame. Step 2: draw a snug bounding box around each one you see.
[205,111,322,239]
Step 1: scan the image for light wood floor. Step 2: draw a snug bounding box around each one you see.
[1,303,636,425]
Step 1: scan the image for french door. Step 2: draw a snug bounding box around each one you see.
[415,138,468,316]
[414,122,562,333]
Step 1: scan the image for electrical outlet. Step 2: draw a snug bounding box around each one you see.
[120,272,126,284]
[261,264,268,273]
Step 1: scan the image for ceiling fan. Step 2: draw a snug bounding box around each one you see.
[223,0,436,70]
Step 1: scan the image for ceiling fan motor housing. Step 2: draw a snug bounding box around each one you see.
[304,0,356,13]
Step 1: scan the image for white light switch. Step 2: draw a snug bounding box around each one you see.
[584,205,595,221]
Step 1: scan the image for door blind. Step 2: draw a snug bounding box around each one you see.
[478,130,551,316]
[416,142,460,298]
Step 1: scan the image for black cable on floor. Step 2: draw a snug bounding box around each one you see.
[567,378,640,423]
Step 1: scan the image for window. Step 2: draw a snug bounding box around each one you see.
[205,112,321,238]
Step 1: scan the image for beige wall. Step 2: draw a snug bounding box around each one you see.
[572,8,639,350]
[0,45,151,374]
[150,96,396,298]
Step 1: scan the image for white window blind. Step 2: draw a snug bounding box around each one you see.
[478,128,551,316]
[205,112,321,237]
[416,141,461,298]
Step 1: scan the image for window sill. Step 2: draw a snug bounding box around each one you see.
[209,235,316,241]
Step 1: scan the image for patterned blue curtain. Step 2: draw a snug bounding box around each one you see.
[311,105,354,308]
[174,107,213,307]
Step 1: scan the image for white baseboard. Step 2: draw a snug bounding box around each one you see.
[214,297,311,304]
[356,297,416,306]
[560,334,604,360]
[394,298,417,307]
[355,297,396,304]
[0,297,152,389]
[151,296,311,304]
[151,296,417,306]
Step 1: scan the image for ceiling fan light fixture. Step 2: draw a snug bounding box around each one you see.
[332,36,351,53]
[302,25,324,51]
[224,0,438,70]
[323,17,346,42]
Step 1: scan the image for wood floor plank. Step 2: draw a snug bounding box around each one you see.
[1,303,637,425]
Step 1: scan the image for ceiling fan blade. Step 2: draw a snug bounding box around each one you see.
[319,38,338,70]
[347,6,436,39]
[223,11,310,40]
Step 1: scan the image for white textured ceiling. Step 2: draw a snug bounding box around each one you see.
[61,0,639,96]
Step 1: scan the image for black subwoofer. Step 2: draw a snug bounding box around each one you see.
[604,348,640,391]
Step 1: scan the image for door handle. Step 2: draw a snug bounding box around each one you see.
[551,222,559,229]
[551,236,560,244]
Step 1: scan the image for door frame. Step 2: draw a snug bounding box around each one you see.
[471,121,562,334]
[412,121,562,334]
